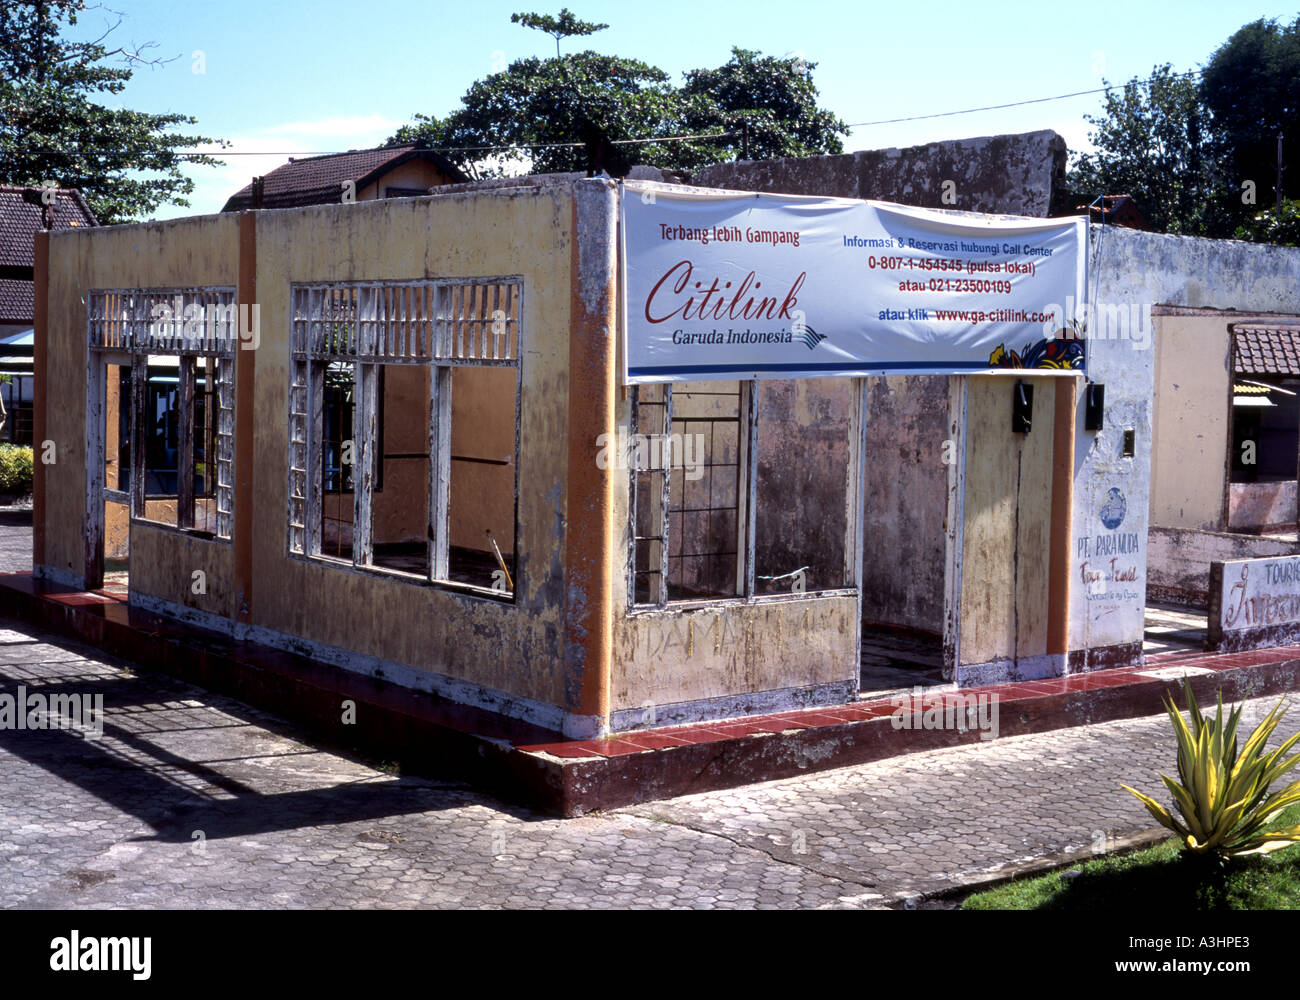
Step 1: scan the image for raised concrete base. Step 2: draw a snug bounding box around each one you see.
[3,571,1298,818]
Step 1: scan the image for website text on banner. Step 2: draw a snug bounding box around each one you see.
[621,183,1088,384]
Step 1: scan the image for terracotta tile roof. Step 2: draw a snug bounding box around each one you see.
[1233,324,1300,376]
[0,185,97,269]
[222,146,467,211]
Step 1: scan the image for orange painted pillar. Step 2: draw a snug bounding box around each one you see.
[563,180,617,738]
[234,213,257,624]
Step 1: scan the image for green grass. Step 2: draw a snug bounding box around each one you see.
[961,805,1300,910]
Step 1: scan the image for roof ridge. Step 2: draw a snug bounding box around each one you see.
[282,144,414,165]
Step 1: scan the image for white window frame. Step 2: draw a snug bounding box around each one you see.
[288,278,523,601]
[86,287,236,541]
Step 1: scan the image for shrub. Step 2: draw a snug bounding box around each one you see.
[0,443,34,495]
[1123,678,1300,860]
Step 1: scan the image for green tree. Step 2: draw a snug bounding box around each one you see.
[1235,198,1300,247]
[1068,63,1231,236]
[1200,16,1300,218]
[680,48,847,163]
[0,0,224,224]
[389,10,845,178]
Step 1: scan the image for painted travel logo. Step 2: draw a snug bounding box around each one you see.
[1099,487,1127,529]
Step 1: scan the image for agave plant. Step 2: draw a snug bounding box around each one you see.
[1122,678,1300,860]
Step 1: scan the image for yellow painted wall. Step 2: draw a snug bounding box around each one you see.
[448,365,516,553]
[249,190,571,708]
[41,214,239,598]
[959,375,1056,665]
[1149,314,1234,529]
[357,160,457,201]
[45,185,862,725]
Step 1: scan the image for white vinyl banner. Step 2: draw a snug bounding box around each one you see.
[621,182,1088,383]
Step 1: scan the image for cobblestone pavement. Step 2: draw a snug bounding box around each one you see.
[0,509,32,574]
[2,515,1297,908]
[2,614,1296,909]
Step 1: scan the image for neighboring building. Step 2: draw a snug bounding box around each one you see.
[1227,324,1300,530]
[1081,194,1150,231]
[1130,250,1300,608]
[0,329,34,445]
[0,185,97,444]
[1,185,97,339]
[221,145,468,212]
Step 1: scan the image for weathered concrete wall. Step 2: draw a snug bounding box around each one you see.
[609,597,858,728]
[1148,525,1300,609]
[860,375,949,633]
[1093,232,1300,658]
[1149,312,1232,529]
[693,130,1067,217]
[1229,481,1297,532]
[754,378,853,593]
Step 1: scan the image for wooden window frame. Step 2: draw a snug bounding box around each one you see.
[288,279,522,602]
[87,288,236,542]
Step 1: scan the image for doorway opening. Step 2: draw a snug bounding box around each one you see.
[858,375,952,696]
[95,355,131,593]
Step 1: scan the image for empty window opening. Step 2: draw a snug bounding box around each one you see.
[754,379,851,595]
[372,364,430,577]
[102,360,131,585]
[88,289,235,543]
[631,378,857,609]
[447,365,517,590]
[669,381,744,600]
[289,279,520,599]
[631,380,751,606]
[0,373,33,444]
[1231,377,1300,483]
[318,360,356,561]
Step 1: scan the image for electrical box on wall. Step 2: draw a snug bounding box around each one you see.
[1085,383,1105,431]
[1012,381,1033,434]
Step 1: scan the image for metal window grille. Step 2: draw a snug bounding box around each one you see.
[631,381,756,607]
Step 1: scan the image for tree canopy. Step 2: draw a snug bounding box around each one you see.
[1068,15,1300,243]
[389,10,846,178]
[0,0,223,224]
[1201,16,1300,217]
[1068,64,1227,236]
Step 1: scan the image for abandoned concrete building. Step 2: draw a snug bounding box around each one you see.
[24,132,1300,755]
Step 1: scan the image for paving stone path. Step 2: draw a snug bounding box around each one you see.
[3,618,1296,909]
[2,514,1296,908]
